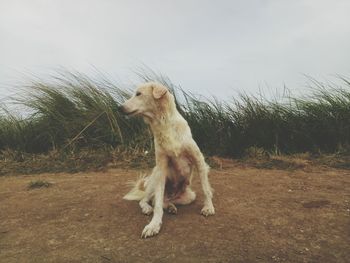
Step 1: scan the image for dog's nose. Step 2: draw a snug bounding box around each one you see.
[118,105,126,113]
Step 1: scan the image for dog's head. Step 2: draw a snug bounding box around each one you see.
[120,82,175,120]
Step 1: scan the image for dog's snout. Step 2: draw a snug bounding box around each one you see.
[118,105,126,113]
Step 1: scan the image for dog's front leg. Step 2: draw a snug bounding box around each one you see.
[197,160,215,216]
[141,165,166,238]
[188,143,215,216]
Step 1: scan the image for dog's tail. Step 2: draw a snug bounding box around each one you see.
[123,174,148,201]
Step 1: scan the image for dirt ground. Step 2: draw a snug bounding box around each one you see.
[0,161,349,263]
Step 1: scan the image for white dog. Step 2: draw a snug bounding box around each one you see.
[121,82,215,238]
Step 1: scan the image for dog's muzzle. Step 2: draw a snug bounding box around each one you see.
[119,105,138,116]
[119,105,127,114]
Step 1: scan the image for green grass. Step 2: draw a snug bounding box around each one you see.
[0,70,349,160]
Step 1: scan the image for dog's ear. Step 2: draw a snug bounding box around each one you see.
[152,84,168,99]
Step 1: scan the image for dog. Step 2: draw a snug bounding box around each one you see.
[121,82,215,238]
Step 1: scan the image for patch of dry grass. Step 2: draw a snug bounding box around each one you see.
[239,148,350,171]
[28,180,52,190]
[0,147,155,176]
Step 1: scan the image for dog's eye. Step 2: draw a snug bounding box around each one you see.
[136,92,141,96]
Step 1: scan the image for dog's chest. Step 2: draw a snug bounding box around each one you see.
[155,126,183,156]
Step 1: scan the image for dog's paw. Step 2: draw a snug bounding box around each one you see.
[141,222,161,238]
[166,203,177,214]
[201,205,215,217]
[141,204,153,215]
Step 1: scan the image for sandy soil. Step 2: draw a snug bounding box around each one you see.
[0,162,349,263]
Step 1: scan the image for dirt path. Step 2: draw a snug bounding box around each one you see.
[0,164,349,263]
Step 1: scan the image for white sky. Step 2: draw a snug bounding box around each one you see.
[0,0,350,100]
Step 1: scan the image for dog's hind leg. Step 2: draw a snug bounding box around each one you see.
[163,187,196,214]
[139,168,157,215]
[139,197,153,215]
[173,186,196,205]
[163,201,177,214]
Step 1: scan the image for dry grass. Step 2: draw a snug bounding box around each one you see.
[0,147,154,176]
[28,180,52,190]
[1,71,350,159]
[1,146,348,176]
[239,148,350,171]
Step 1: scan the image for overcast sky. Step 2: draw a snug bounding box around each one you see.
[1,0,350,100]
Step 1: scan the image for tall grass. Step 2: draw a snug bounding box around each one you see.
[0,71,349,157]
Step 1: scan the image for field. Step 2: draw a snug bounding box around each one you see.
[0,71,350,262]
[1,160,349,263]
